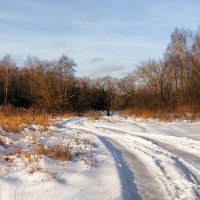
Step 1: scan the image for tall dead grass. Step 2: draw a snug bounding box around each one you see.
[84,111,101,121]
[35,143,71,161]
[0,136,6,147]
[121,106,200,121]
[0,106,103,134]
[122,108,155,119]
[61,112,77,119]
[0,106,50,133]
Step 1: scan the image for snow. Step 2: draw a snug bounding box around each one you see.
[0,119,123,200]
[0,115,200,199]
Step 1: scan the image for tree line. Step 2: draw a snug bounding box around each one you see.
[0,27,200,116]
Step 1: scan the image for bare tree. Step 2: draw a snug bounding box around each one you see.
[0,55,16,104]
[164,28,192,94]
[118,73,137,96]
[95,76,117,116]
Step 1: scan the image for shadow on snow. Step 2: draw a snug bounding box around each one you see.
[98,136,142,200]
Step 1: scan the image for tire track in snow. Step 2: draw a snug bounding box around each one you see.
[103,138,168,200]
[98,126,200,182]
[97,136,142,200]
[97,127,200,199]
[91,127,198,199]
[64,119,199,200]
[98,126,200,172]
[75,129,167,200]
[70,128,179,199]
[140,137,200,173]
[97,126,200,155]
[140,137,200,199]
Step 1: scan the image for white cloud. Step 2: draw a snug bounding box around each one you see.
[89,57,104,63]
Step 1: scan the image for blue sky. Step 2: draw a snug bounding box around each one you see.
[0,0,200,77]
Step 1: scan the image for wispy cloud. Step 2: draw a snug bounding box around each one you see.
[89,57,104,63]
[90,65,126,77]
[1,0,200,77]
[99,65,125,73]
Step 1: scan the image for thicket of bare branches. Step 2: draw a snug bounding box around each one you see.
[1,27,200,116]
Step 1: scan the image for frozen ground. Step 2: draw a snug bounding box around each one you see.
[0,115,200,200]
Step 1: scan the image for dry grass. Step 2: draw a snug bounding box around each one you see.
[0,115,24,133]
[0,106,50,133]
[121,107,200,122]
[122,108,164,120]
[0,136,6,147]
[84,111,101,121]
[20,151,32,159]
[175,105,192,113]
[61,112,77,119]
[35,143,71,161]
[35,144,46,156]
[4,156,15,163]
[122,108,155,119]
[121,108,136,117]
[140,111,154,119]
[29,163,40,174]
[0,106,101,133]
[173,105,194,119]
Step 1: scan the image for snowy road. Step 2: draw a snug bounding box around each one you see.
[65,116,200,200]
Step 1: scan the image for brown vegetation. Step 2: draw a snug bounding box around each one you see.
[0,136,6,147]
[84,111,101,121]
[0,106,50,132]
[35,143,71,161]
[0,27,200,120]
[122,107,200,121]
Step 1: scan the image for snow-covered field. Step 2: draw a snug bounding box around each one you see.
[0,116,200,200]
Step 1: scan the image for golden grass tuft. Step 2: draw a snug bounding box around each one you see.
[0,115,24,133]
[121,108,136,117]
[20,151,32,159]
[35,143,71,161]
[61,112,77,119]
[84,111,101,121]
[121,108,154,118]
[140,111,155,119]
[0,136,7,147]
[122,108,170,120]
[121,107,200,121]
[0,106,50,133]
[176,105,192,113]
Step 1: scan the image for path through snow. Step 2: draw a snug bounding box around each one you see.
[65,116,200,200]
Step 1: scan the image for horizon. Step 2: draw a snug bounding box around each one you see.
[1,0,200,78]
